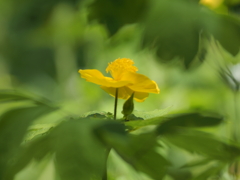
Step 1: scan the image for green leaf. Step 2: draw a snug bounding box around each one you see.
[156,112,223,134]
[132,108,171,120]
[203,14,240,56]
[7,118,110,180]
[88,0,148,35]
[124,108,171,130]
[0,90,53,105]
[24,123,56,142]
[191,163,225,180]
[5,136,52,180]
[52,118,107,180]
[9,0,80,31]
[0,105,57,180]
[81,111,113,119]
[142,0,202,68]
[167,167,192,180]
[162,128,240,161]
[95,122,169,179]
[180,158,212,168]
[124,116,166,131]
[142,0,240,67]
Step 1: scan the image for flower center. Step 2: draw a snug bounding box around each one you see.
[106,58,138,80]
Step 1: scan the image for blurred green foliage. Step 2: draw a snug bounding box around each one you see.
[1,0,240,179]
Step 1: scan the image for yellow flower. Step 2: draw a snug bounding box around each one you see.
[200,0,223,9]
[79,58,160,102]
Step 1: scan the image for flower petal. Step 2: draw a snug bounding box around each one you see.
[100,86,133,100]
[79,69,131,87]
[101,86,149,102]
[134,92,149,102]
[121,72,160,94]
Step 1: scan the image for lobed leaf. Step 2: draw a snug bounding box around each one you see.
[6,118,109,180]
[124,108,171,130]
[142,0,203,68]
[51,119,107,180]
[162,128,240,162]
[156,112,223,134]
[191,163,225,180]
[142,0,240,68]
[0,105,57,180]
[95,121,169,179]
[0,90,53,105]
[88,0,148,35]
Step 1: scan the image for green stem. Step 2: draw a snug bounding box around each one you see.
[114,88,119,120]
[102,88,119,180]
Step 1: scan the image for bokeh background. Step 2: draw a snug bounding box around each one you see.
[0,0,239,114]
[1,0,240,179]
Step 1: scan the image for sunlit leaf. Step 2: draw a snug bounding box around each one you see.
[124,108,171,130]
[132,108,171,120]
[24,123,56,142]
[181,158,212,168]
[124,116,166,131]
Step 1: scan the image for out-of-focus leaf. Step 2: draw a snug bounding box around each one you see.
[142,0,202,68]
[162,128,240,161]
[142,0,240,68]
[156,112,223,134]
[7,118,110,180]
[218,67,240,92]
[95,121,169,179]
[168,167,192,180]
[203,13,240,56]
[24,123,56,142]
[5,136,52,180]
[227,2,240,15]
[0,105,57,180]
[52,118,107,180]
[0,90,32,101]
[0,90,52,105]
[88,0,148,35]
[9,0,80,31]
[191,163,225,180]
[181,158,212,168]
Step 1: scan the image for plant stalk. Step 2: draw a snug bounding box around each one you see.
[114,88,119,120]
[102,88,118,180]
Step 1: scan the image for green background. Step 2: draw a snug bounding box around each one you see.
[0,0,240,179]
